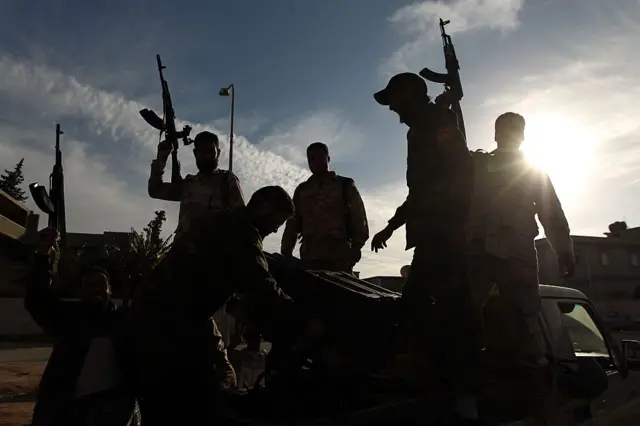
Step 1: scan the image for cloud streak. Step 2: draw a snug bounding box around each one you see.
[0,55,411,277]
[382,0,525,76]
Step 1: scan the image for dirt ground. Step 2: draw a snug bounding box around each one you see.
[0,358,46,426]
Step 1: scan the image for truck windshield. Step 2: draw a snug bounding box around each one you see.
[557,302,609,357]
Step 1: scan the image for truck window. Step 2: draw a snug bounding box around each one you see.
[557,302,610,361]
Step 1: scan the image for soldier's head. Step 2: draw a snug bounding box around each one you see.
[193,131,221,173]
[80,266,111,310]
[495,112,525,150]
[247,186,295,238]
[374,72,430,126]
[307,142,330,175]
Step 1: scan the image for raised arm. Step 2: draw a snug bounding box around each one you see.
[24,229,71,337]
[148,142,183,201]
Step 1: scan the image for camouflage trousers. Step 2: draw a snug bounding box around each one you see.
[466,254,546,364]
[401,244,483,395]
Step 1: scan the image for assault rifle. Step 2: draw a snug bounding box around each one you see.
[419,18,466,139]
[140,54,193,184]
[29,124,67,250]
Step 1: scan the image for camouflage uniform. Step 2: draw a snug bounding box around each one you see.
[386,105,482,394]
[281,172,369,273]
[467,150,573,363]
[148,157,245,243]
[134,207,296,426]
[147,156,245,390]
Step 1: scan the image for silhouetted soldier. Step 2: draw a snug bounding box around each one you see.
[371,73,482,425]
[26,228,136,426]
[467,112,575,368]
[281,142,369,273]
[134,186,303,426]
[148,130,243,389]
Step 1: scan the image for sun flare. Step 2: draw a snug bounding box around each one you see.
[520,114,596,193]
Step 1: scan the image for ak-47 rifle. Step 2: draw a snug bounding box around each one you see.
[140,54,193,184]
[29,124,67,248]
[419,18,466,139]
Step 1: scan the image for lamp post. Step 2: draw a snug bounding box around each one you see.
[218,84,235,172]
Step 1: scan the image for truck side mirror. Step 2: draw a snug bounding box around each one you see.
[622,339,640,370]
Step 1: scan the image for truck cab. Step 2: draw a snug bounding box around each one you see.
[509,285,640,426]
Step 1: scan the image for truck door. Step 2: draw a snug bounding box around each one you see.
[552,299,640,426]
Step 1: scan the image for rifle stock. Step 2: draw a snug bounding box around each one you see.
[419,18,467,139]
[140,54,193,185]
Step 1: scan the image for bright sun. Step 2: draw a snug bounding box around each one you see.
[519,113,596,193]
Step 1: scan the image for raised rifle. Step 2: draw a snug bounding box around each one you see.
[419,18,466,139]
[140,54,193,184]
[29,124,67,271]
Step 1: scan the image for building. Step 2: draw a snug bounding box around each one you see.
[0,189,40,296]
[536,221,640,321]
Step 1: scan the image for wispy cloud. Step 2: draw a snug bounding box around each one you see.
[0,56,410,276]
[259,111,366,167]
[382,0,525,76]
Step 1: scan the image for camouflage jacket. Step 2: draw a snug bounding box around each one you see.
[387,105,473,250]
[281,172,369,263]
[467,150,573,263]
[149,207,296,332]
[148,156,245,241]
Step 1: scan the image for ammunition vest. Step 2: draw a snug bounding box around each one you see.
[174,170,232,242]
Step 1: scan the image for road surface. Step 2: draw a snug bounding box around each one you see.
[0,346,51,363]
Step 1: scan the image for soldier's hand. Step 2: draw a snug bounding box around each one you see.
[558,252,576,279]
[371,227,394,253]
[156,139,173,160]
[36,227,59,256]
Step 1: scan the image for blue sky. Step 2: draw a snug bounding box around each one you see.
[1,0,639,276]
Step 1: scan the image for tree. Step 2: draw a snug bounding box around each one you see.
[113,210,173,305]
[0,158,28,202]
[54,210,173,303]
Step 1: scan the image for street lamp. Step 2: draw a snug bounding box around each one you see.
[218,84,235,172]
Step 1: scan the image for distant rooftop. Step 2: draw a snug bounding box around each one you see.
[537,221,640,247]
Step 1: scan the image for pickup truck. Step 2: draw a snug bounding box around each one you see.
[225,280,640,426]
